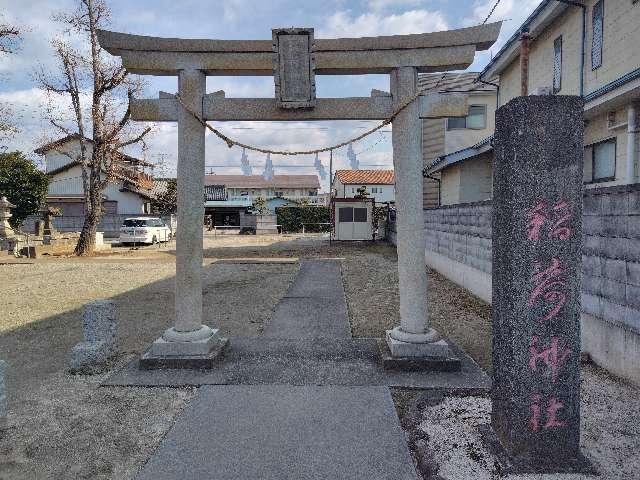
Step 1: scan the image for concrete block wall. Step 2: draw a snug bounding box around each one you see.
[582,184,640,333]
[424,201,492,275]
[387,186,640,384]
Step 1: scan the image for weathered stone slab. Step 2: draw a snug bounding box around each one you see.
[491,95,589,473]
[69,341,110,374]
[102,336,490,393]
[83,300,117,354]
[135,385,418,480]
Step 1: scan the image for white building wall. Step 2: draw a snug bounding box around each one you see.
[48,164,85,195]
[45,142,91,172]
[48,165,147,214]
[104,183,147,214]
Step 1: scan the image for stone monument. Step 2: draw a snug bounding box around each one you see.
[70,300,117,374]
[490,95,590,472]
[0,196,16,238]
[96,22,501,369]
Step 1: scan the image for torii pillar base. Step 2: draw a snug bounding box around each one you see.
[382,327,461,372]
[140,326,228,370]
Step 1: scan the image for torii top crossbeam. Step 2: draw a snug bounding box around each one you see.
[98,23,500,75]
[97,23,501,122]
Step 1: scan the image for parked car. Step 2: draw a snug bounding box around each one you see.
[119,217,172,245]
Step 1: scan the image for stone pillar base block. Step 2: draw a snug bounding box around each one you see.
[478,424,597,475]
[140,327,228,370]
[382,331,461,372]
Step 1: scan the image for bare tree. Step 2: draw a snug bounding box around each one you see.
[38,0,151,255]
[0,19,21,140]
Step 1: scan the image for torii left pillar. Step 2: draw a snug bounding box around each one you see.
[141,68,227,369]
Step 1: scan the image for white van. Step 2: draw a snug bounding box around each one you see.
[119,217,172,245]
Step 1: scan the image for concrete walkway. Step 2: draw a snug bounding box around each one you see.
[134,260,420,479]
[135,385,418,480]
[262,260,351,338]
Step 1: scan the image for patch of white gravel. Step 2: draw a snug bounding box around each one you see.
[418,366,640,480]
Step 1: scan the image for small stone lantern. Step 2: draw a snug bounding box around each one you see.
[0,196,16,238]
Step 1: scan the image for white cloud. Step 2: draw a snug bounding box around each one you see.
[366,0,424,12]
[320,9,448,38]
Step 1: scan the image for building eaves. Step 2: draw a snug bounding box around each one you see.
[424,135,494,176]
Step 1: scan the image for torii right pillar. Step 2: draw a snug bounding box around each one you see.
[385,66,460,371]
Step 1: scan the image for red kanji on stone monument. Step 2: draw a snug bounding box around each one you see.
[528,258,567,323]
[526,200,573,242]
[529,336,572,383]
[528,394,567,432]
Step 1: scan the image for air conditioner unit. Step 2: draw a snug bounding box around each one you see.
[532,86,553,96]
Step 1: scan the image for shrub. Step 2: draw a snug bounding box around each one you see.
[276,205,330,233]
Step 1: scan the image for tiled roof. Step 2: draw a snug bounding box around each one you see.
[418,72,497,93]
[204,175,320,189]
[334,170,395,185]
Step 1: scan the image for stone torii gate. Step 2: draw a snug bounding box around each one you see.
[97,23,501,367]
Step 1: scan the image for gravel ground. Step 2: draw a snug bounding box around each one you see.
[406,364,640,480]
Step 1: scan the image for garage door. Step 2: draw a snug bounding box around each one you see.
[337,206,370,240]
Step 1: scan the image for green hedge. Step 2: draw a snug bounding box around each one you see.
[276,205,331,233]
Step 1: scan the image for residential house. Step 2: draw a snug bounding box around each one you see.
[332,170,395,203]
[428,0,640,203]
[420,72,497,207]
[203,174,322,226]
[34,134,154,215]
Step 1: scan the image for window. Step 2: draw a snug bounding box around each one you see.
[447,116,466,130]
[354,208,368,222]
[351,187,355,194]
[371,187,378,194]
[584,138,616,183]
[338,207,353,222]
[592,0,604,70]
[447,105,487,130]
[553,36,562,93]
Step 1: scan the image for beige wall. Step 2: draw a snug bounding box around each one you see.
[499,7,583,106]
[459,154,493,203]
[584,0,640,96]
[499,1,640,106]
[445,92,497,155]
[440,164,461,206]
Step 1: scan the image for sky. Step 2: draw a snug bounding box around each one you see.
[0,0,542,191]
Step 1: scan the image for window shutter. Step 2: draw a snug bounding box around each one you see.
[591,1,604,70]
[553,36,562,93]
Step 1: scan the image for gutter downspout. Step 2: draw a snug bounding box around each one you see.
[520,28,531,96]
[627,103,639,183]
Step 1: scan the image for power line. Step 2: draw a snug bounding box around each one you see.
[483,0,502,24]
